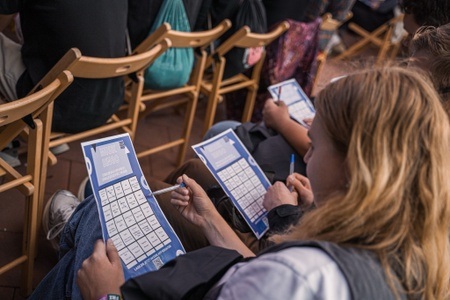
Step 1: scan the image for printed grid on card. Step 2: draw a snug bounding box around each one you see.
[217,158,266,222]
[99,176,171,269]
[289,101,315,123]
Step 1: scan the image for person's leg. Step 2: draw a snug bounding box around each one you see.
[202,120,241,140]
[0,33,25,102]
[30,195,101,299]
[165,158,219,190]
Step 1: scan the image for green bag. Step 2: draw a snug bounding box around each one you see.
[144,0,194,90]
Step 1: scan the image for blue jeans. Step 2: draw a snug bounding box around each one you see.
[203,120,241,140]
[30,195,101,299]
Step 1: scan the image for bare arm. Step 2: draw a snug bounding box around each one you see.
[171,174,255,258]
[263,99,310,156]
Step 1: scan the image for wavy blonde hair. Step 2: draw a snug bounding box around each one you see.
[279,67,450,298]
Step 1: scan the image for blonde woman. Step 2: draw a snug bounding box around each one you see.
[164,66,449,299]
[38,67,449,299]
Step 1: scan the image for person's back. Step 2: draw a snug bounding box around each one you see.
[15,0,127,133]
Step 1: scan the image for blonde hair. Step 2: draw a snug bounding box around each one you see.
[280,67,450,298]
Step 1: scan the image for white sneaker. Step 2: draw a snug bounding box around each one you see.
[42,190,81,251]
[50,143,70,155]
[0,149,21,168]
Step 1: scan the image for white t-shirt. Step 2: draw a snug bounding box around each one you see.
[213,247,350,299]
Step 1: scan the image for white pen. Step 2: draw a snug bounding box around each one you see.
[152,182,186,196]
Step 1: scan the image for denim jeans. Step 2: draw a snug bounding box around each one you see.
[30,195,101,299]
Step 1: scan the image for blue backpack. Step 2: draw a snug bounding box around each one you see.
[144,0,194,90]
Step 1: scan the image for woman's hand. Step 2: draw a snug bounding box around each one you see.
[287,173,314,210]
[262,99,290,131]
[263,181,298,211]
[170,174,218,228]
[77,239,125,300]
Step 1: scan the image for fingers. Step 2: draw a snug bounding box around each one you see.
[277,100,287,108]
[93,239,106,257]
[181,174,205,196]
[289,173,310,186]
[106,239,121,265]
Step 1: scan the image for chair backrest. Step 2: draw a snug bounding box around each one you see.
[205,21,290,68]
[0,71,73,127]
[68,41,170,79]
[28,40,170,96]
[320,12,353,32]
[0,71,74,151]
[134,19,232,54]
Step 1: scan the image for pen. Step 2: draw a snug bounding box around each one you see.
[277,85,282,101]
[289,154,295,192]
[152,182,186,196]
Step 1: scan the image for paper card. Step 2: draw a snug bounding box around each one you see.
[192,129,270,239]
[81,133,185,279]
[268,78,315,128]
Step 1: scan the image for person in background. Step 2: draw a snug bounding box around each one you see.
[0,1,128,134]
[127,0,209,50]
[400,0,450,35]
[243,0,355,122]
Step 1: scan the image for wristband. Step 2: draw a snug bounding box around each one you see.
[98,294,121,300]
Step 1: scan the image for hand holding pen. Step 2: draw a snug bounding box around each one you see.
[169,175,219,228]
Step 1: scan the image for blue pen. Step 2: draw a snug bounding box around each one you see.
[289,154,295,192]
[152,182,186,196]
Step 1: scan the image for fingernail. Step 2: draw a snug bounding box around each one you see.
[108,239,114,246]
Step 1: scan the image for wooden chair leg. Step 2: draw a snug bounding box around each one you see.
[203,59,225,135]
[176,93,198,167]
[241,84,258,123]
[21,120,43,296]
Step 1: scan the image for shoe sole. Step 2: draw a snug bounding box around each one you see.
[77,177,90,201]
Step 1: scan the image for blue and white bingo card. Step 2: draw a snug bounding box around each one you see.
[192,129,270,239]
[268,78,316,128]
[81,133,185,279]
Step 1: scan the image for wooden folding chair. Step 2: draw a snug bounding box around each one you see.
[313,12,353,91]
[0,71,73,295]
[335,13,406,63]
[125,20,231,166]
[200,21,290,134]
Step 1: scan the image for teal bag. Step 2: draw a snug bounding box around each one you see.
[144,0,194,90]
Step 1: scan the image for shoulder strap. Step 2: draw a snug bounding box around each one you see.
[258,241,404,300]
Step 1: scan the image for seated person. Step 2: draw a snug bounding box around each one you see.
[400,0,450,35]
[204,97,310,180]
[0,1,128,133]
[31,67,450,299]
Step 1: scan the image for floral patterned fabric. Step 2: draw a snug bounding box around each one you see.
[225,18,321,122]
